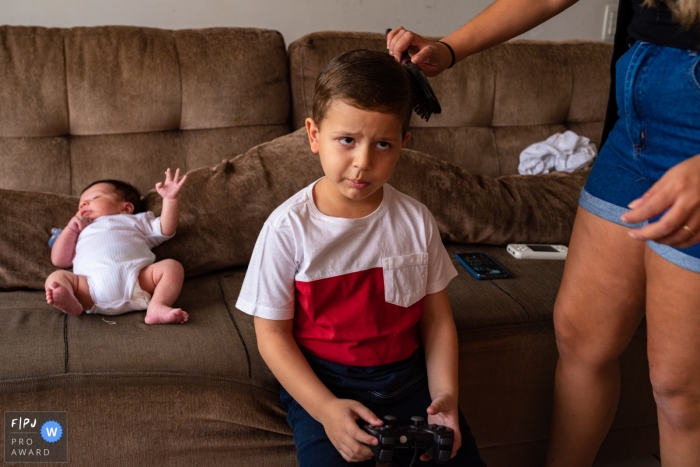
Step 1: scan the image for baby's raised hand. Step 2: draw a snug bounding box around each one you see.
[68,215,91,233]
[155,168,187,200]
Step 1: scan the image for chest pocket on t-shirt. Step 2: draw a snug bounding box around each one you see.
[382,253,428,308]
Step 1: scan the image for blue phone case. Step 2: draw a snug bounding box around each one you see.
[455,252,509,280]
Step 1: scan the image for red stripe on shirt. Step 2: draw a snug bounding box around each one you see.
[294,267,423,366]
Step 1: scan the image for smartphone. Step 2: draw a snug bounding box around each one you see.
[507,244,568,260]
[455,252,509,280]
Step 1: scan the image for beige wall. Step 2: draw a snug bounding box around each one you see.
[1,0,614,45]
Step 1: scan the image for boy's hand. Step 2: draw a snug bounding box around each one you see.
[155,168,187,200]
[422,393,462,461]
[320,398,383,463]
[68,215,91,233]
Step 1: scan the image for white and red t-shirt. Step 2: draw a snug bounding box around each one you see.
[236,181,457,367]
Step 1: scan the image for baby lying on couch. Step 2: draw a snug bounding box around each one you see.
[45,169,188,324]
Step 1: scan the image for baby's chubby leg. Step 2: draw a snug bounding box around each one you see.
[45,271,94,316]
[138,259,188,324]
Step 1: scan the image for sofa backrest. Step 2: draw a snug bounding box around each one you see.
[0,26,291,196]
[289,31,612,177]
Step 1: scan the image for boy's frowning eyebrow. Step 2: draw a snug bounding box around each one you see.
[328,130,403,143]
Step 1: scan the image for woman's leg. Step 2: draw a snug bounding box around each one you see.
[645,248,700,466]
[545,207,647,467]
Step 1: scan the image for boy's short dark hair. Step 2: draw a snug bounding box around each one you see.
[312,49,412,135]
[82,179,144,214]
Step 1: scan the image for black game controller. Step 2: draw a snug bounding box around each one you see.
[363,415,454,464]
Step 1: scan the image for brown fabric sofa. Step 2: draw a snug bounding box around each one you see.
[0,26,657,466]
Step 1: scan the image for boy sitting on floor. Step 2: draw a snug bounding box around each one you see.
[236,50,485,466]
[45,169,188,324]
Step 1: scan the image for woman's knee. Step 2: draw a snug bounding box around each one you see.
[650,368,700,431]
[553,303,629,368]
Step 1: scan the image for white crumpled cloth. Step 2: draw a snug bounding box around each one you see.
[518,130,597,175]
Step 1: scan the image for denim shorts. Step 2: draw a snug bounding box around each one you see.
[581,41,700,272]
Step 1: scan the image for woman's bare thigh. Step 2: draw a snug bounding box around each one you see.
[645,247,700,401]
[553,207,647,362]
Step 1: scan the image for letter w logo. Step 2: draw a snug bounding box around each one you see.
[45,427,58,437]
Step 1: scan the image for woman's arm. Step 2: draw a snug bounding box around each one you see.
[419,287,461,460]
[387,0,579,76]
[254,317,383,462]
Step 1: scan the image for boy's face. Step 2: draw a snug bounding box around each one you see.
[306,99,410,216]
[78,183,133,220]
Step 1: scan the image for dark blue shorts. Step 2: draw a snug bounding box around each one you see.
[280,349,486,467]
[581,41,700,271]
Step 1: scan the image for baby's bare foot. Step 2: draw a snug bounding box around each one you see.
[46,282,83,316]
[144,303,188,324]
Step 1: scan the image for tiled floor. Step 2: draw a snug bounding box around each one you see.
[593,455,661,467]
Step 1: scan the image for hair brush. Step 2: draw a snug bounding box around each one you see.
[386,29,442,121]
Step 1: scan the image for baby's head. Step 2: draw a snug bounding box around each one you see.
[306,50,413,213]
[78,180,143,220]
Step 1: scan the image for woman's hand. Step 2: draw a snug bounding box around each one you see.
[386,26,453,77]
[621,154,700,248]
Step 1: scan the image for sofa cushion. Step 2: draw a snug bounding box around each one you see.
[0,383,295,466]
[0,26,292,196]
[391,143,588,246]
[0,270,266,385]
[0,290,67,378]
[0,27,68,138]
[64,272,251,379]
[444,244,566,330]
[0,189,77,290]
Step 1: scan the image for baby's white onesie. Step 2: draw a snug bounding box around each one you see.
[72,212,173,315]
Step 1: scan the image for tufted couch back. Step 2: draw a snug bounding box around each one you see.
[0,26,612,196]
[0,26,290,196]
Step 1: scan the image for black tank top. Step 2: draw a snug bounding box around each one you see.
[628,0,700,50]
[601,0,700,148]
